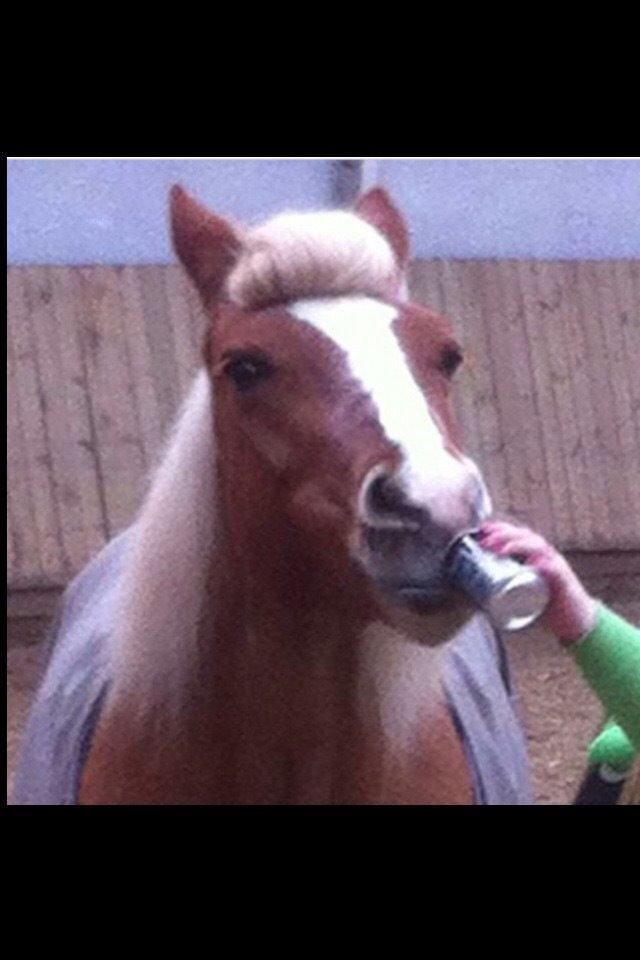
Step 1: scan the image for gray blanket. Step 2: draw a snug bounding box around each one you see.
[12,529,533,805]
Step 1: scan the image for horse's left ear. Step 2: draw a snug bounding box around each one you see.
[354,187,410,270]
[170,185,242,306]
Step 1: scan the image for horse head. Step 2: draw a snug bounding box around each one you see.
[170,184,491,641]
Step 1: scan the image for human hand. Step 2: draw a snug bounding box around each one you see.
[478,520,599,644]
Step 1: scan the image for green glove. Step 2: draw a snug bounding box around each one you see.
[588,718,636,774]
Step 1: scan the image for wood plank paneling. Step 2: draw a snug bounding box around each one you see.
[497,261,556,539]
[75,267,147,538]
[118,266,164,475]
[136,266,182,440]
[590,261,640,537]
[7,261,640,590]
[8,270,65,585]
[49,267,109,567]
[533,262,594,545]
[7,275,42,585]
[412,259,640,550]
[465,261,512,518]
[612,261,640,457]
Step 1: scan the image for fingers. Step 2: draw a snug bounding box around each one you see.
[480,519,537,540]
[479,523,570,587]
[489,537,549,563]
[522,551,568,586]
[478,520,528,546]
[479,521,551,560]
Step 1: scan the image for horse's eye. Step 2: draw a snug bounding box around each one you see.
[223,353,272,392]
[439,345,463,378]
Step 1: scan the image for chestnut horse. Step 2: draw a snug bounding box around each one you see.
[13,186,532,805]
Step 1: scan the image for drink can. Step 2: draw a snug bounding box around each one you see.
[445,531,550,632]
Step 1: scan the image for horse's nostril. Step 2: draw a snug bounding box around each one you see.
[360,462,490,537]
[367,474,406,516]
[361,469,424,531]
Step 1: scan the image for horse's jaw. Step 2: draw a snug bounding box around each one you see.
[374,591,477,648]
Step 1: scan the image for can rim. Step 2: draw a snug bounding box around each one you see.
[444,526,483,562]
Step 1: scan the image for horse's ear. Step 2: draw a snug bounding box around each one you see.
[170,185,242,305]
[354,187,410,270]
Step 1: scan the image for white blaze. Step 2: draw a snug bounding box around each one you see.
[290,295,491,529]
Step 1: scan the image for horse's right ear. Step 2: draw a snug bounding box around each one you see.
[354,187,410,271]
[170,185,242,306]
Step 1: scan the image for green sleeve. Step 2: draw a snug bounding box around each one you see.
[572,604,640,752]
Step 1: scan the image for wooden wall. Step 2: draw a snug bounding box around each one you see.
[7,261,640,592]
[411,261,640,552]
[7,266,206,590]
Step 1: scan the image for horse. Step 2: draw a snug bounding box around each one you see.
[12,185,533,805]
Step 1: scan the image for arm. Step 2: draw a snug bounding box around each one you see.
[479,521,640,753]
[573,604,640,752]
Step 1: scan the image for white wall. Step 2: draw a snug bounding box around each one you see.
[7,159,334,264]
[8,158,640,263]
[378,159,640,259]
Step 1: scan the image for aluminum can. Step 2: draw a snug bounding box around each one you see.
[445,532,550,632]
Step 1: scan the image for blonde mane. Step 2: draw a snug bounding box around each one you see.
[109,370,216,709]
[109,206,401,705]
[226,209,401,310]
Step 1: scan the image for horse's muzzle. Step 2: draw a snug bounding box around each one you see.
[358,463,487,540]
[358,524,458,612]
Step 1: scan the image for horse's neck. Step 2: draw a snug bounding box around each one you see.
[81,463,472,804]
[81,574,472,804]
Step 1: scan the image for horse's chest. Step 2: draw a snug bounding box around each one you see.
[80,699,473,804]
[236,690,473,804]
[345,702,473,804]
